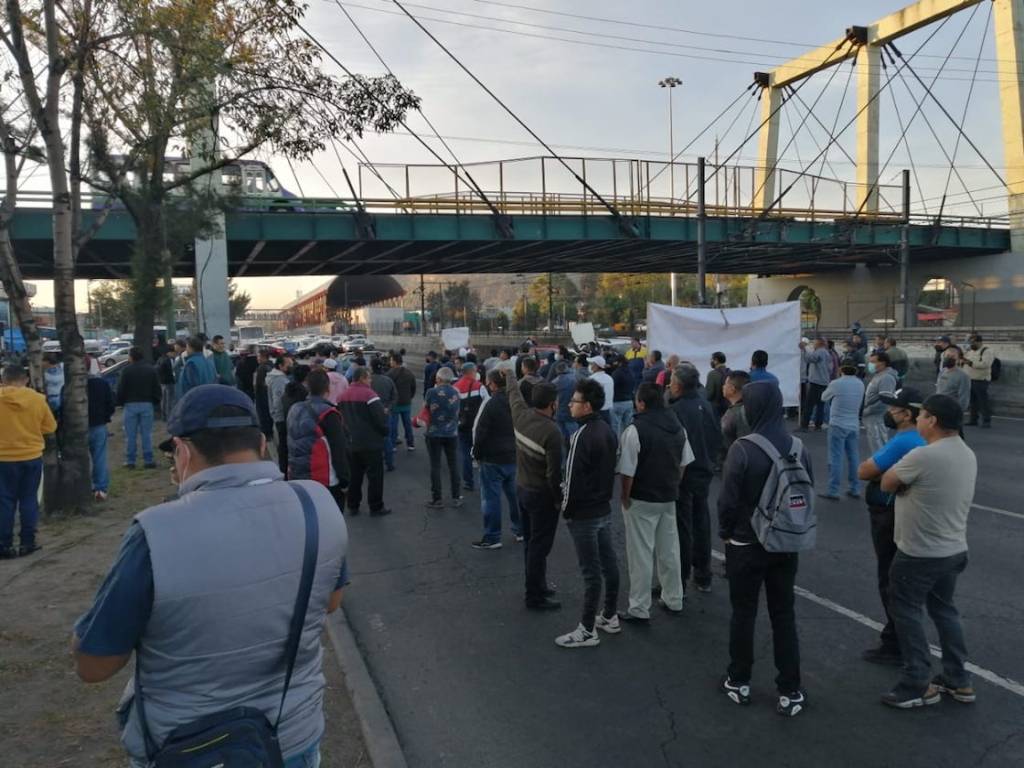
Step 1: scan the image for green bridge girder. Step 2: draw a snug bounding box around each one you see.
[9,207,1009,279]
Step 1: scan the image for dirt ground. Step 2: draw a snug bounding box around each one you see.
[0,414,369,767]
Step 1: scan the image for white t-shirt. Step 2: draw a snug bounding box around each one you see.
[590,370,615,412]
[616,422,695,476]
[891,435,977,558]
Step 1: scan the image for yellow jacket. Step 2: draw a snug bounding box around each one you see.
[0,385,57,461]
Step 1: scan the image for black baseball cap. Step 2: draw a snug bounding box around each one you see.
[158,384,259,452]
[879,387,924,410]
[936,335,952,344]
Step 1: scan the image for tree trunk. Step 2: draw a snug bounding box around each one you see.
[131,206,164,360]
[0,233,43,388]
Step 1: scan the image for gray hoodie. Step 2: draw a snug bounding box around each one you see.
[863,367,899,418]
[266,368,289,422]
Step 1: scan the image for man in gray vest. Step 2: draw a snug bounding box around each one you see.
[71,384,348,767]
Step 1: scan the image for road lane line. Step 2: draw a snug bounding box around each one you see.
[710,549,1024,698]
[971,503,1024,521]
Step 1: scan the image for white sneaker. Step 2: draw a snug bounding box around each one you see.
[555,623,600,648]
[594,613,621,634]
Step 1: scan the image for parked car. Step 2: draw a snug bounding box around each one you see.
[99,346,131,368]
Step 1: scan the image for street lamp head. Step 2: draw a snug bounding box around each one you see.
[658,76,682,88]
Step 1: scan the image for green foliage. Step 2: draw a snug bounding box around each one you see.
[425,280,482,326]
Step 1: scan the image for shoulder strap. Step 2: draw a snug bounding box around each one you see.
[739,432,781,460]
[275,482,320,732]
[133,482,320,757]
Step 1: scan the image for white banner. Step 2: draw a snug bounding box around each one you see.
[646,302,802,407]
[569,321,596,346]
[441,326,470,352]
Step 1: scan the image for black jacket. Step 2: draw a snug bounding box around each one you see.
[338,381,390,452]
[387,366,417,406]
[472,390,516,465]
[629,409,686,503]
[668,390,721,479]
[561,413,616,520]
[705,366,730,416]
[612,366,634,402]
[116,362,161,407]
[235,355,258,398]
[87,376,116,427]
[156,355,175,386]
[717,382,813,544]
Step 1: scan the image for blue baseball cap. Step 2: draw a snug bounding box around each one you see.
[159,384,259,452]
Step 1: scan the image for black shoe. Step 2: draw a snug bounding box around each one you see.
[818,492,841,501]
[617,611,650,624]
[694,581,712,594]
[386,466,396,473]
[525,597,562,611]
[0,546,18,560]
[370,507,392,517]
[143,463,158,470]
[543,584,558,597]
[721,676,751,706]
[425,498,444,509]
[123,463,135,470]
[777,689,807,717]
[451,496,464,507]
[862,645,903,667]
[346,507,361,516]
[931,674,976,703]
[881,685,940,709]
[471,539,502,550]
[846,491,861,499]
[17,543,41,558]
[462,484,475,492]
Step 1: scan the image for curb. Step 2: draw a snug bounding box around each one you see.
[325,608,408,768]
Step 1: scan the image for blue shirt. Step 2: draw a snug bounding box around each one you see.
[75,522,349,657]
[425,384,460,437]
[872,429,927,472]
[749,367,779,385]
[822,375,864,432]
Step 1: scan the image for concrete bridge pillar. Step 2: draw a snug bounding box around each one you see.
[994,0,1024,251]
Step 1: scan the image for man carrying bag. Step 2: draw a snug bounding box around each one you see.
[71,385,349,767]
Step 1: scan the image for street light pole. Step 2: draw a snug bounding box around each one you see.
[659,76,682,306]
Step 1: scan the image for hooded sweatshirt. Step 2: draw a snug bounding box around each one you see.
[717,382,813,544]
[0,385,57,461]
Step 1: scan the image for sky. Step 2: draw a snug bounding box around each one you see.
[26,0,1013,310]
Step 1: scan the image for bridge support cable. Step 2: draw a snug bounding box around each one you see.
[888,42,1006,191]
[744,15,953,231]
[328,135,408,211]
[640,85,755,197]
[938,0,993,224]
[881,34,986,218]
[295,20,514,238]
[746,46,852,214]
[333,0,510,236]
[848,1,986,222]
[386,0,638,236]
[703,38,854,210]
[688,90,759,204]
[881,61,929,217]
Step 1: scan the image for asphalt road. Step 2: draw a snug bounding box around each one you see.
[341,401,1024,768]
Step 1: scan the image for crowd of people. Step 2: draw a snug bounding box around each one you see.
[0,324,987,764]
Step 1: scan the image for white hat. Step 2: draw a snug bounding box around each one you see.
[322,358,338,370]
[590,355,607,370]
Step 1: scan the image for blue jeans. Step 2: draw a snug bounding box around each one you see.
[889,551,970,695]
[611,400,633,436]
[0,458,43,548]
[567,516,620,632]
[827,425,860,496]
[88,425,110,492]
[480,463,520,543]
[123,402,155,465]
[389,408,414,449]
[458,432,475,489]
[283,741,321,768]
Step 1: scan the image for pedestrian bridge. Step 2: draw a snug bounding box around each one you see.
[8,157,1010,279]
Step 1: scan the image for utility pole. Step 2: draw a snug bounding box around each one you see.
[659,76,682,306]
[697,156,708,306]
[420,273,426,336]
[899,169,911,328]
[547,272,554,332]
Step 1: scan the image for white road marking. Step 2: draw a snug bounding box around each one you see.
[971,503,1024,522]
[711,549,1024,698]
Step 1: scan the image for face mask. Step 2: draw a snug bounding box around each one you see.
[174,441,192,493]
[883,411,898,430]
[943,357,956,369]
[867,362,877,375]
